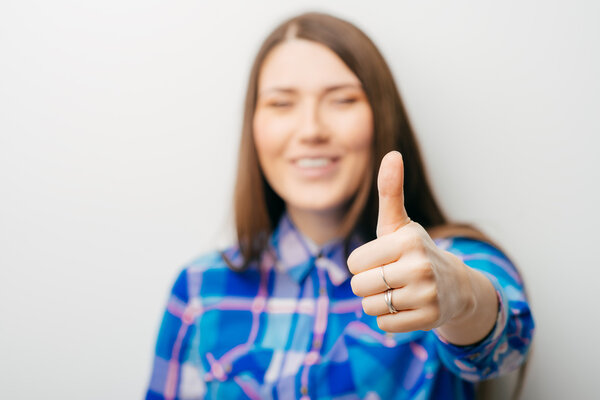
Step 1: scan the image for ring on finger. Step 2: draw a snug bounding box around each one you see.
[384,288,398,314]
[380,265,392,290]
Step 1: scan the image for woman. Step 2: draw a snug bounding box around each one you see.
[146,12,534,400]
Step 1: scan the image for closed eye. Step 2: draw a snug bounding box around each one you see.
[334,98,357,104]
[268,101,293,108]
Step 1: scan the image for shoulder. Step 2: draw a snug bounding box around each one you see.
[434,236,506,259]
[435,236,525,291]
[168,247,234,300]
[171,244,261,301]
[186,249,230,272]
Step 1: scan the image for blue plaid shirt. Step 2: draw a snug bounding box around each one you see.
[146,214,534,399]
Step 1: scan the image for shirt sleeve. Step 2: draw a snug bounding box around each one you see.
[432,237,535,382]
[145,268,205,400]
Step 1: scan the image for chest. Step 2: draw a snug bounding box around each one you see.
[183,268,432,399]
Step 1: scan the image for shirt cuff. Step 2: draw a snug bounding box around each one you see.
[432,272,508,380]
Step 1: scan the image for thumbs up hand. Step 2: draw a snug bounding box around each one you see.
[348,151,484,337]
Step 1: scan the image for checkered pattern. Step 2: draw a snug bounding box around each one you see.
[146,214,534,399]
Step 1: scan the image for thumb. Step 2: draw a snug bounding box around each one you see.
[376,151,411,237]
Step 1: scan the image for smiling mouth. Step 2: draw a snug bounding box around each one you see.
[295,157,334,168]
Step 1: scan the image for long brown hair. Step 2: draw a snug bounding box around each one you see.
[232,11,450,268]
[227,11,528,399]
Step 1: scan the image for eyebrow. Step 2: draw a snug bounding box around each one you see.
[258,83,363,97]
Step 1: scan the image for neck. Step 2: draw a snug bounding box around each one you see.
[286,205,346,246]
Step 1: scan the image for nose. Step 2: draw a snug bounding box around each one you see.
[297,99,328,143]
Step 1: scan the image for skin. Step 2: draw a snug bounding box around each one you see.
[253,39,373,245]
[253,39,498,346]
[348,152,499,345]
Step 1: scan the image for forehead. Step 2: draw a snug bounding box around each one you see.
[258,39,361,93]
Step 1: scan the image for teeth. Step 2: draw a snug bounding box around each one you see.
[296,157,331,168]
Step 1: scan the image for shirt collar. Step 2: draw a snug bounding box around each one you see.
[269,212,364,286]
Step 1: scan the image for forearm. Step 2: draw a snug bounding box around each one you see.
[430,238,534,381]
[435,256,499,346]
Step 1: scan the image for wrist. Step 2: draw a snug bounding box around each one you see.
[436,258,498,346]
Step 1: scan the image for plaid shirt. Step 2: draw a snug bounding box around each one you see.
[146,214,534,399]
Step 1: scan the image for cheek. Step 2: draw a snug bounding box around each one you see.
[252,110,294,160]
[336,105,374,152]
[253,112,279,162]
[342,107,373,186]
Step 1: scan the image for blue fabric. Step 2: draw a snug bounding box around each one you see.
[146,214,534,399]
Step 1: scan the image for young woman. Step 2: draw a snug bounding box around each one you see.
[146,12,534,400]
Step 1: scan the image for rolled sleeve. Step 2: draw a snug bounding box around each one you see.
[432,237,535,382]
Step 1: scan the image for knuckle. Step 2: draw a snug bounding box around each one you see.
[404,233,422,250]
[417,262,435,281]
[407,261,433,282]
[398,232,426,255]
[421,323,435,332]
[421,284,438,305]
[415,314,432,331]
[426,306,442,326]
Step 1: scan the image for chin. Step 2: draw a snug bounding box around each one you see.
[287,196,349,214]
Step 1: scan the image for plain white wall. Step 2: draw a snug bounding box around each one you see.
[1,0,598,399]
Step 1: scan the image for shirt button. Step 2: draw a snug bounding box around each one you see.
[313,339,322,349]
[301,386,308,395]
[182,309,195,325]
[224,364,232,373]
[319,287,326,296]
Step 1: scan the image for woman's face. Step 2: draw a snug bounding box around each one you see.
[253,39,374,216]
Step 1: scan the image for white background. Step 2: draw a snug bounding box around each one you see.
[1,1,599,399]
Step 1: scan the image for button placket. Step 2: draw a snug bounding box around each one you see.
[299,264,329,397]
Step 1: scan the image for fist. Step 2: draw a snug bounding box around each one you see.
[347,151,473,333]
